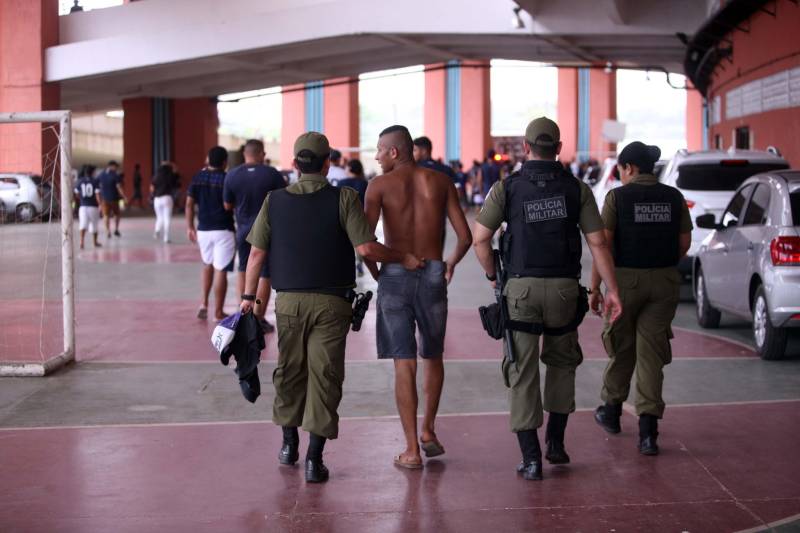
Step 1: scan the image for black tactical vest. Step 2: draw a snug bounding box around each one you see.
[611,182,684,269]
[503,162,582,278]
[267,185,355,290]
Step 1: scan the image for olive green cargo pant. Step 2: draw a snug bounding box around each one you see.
[600,267,681,418]
[502,277,584,432]
[273,292,352,439]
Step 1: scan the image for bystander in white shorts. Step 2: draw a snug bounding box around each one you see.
[78,206,100,233]
[196,230,236,270]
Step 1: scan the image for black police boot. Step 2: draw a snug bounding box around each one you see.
[278,426,299,465]
[638,414,660,456]
[544,412,571,465]
[594,403,622,434]
[515,429,543,481]
[305,433,329,483]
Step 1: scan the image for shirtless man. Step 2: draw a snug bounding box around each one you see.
[365,125,473,469]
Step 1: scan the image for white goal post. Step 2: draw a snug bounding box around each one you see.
[0,111,74,377]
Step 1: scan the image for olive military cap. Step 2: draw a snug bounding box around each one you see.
[525,117,560,147]
[294,132,330,162]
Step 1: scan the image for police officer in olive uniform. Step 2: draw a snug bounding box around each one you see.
[241,132,422,483]
[591,141,692,456]
[472,117,623,481]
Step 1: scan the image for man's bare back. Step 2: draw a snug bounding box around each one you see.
[367,163,453,261]
[367,127,471,282]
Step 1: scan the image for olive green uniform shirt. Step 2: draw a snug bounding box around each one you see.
[247,172,376,252]
[600,173,693,233]
[476,176,605,235]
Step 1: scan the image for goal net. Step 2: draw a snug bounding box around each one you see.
[0,112,75,376]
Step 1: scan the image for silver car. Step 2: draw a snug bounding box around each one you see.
[0,173,47,222]
[693,170,800,360]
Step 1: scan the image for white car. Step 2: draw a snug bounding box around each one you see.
[694,170,800,359]
[659,149,789,277]
[0,173,45,222]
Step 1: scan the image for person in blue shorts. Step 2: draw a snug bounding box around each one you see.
[97,160,127,238]
[224,139,286,332]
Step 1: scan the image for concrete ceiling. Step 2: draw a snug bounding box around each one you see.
[49,0,713,111]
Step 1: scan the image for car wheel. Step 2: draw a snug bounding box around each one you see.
[752,285,788,361]
[14,203,36,223]
[695,267,721,328]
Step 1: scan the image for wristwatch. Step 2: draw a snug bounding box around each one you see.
[241,294,256,301]
[485,272,497,282]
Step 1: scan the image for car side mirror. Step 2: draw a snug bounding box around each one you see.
[695,213,718,229]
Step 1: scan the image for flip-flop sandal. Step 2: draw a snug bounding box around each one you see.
[197,307,208,320]
[393,455,423,470]
[420,439,445,458]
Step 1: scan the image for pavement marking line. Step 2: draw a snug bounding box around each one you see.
[670,324,756,352]
[619,398,800,416]
[75,356,757,366]
[0,408,598,433]
[677,436,768,530]
[664,398,800,409]
[5,400,800,433]
[734,512,800,533]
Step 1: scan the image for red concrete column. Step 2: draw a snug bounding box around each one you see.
[280,84,305,170]
[122,97,153,197]
[589,69,617,159]
[557,68,579,163]
[424,64,447,161]
[323,78,359,159]
[686,86,704,151]
[172,97,218,190]
[460,61,491,167]
[0,0,60,175]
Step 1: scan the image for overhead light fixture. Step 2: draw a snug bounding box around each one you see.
[604,61,614,74]
[512,7,525,30]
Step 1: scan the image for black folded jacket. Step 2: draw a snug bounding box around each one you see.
[220,313,265,403]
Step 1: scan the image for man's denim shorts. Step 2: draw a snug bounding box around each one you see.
[376,260,448,359]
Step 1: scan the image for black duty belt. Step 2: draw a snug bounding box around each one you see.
[277,288,356,303]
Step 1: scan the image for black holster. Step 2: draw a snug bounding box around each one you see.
[479,303,505,340]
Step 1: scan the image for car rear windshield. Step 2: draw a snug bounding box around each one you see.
[676,162,789,191]
[791,190,800,226]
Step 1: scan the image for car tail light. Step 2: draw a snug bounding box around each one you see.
[770,236,800,265]
[685,199,696,209]
[721,159,749,166]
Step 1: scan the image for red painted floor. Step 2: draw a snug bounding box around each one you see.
[0,300,754,364]
[1,402,797,532]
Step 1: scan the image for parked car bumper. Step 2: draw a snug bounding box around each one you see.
[765,266,800,328]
